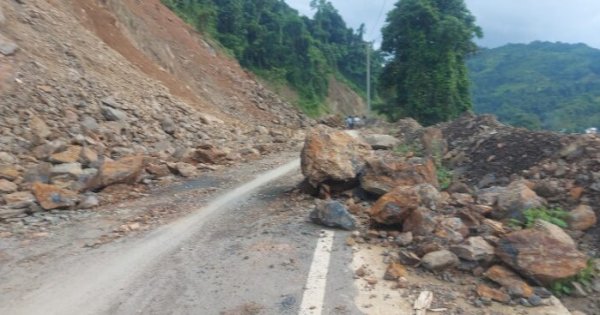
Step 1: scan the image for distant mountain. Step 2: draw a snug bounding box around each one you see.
[467,41,600,131]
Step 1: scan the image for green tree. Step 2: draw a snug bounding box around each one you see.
[380,0,482,125]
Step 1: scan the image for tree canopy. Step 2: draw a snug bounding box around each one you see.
[378,0,482,125]
[162,0,383,116]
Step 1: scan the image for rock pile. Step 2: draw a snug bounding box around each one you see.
[300,117,599,308]
[0,0,309,223]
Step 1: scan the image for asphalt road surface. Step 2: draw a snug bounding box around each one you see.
[0,158,361,315]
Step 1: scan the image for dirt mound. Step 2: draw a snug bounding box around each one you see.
[442,114,562,185]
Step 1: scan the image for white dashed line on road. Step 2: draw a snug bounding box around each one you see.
[299,230,335,315]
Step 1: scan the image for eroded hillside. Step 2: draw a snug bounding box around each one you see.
[0,0,309,218]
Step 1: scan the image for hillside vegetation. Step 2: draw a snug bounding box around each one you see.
[161,0,382,116]
[468,41,600,131]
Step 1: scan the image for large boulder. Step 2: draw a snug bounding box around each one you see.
[301,125,371,187]
[360,155,438,195]
[309,200,356,230]
[31,182,78,210]
[86,156,144,190]
[369,184,440,225]
[495,222,588,285]
[495,180,545,219]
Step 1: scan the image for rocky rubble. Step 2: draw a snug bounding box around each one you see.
[300,117,600,313]
[0,0,309,226]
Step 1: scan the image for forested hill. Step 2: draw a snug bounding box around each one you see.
[468,41,600,132]
[161,0,381,116]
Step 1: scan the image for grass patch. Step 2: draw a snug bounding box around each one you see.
[509,207,569,229]
[551,260,597,296]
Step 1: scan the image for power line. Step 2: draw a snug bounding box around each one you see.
[369,0,388,41]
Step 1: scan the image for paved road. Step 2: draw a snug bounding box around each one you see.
[0,159,361,315]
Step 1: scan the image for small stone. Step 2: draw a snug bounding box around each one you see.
[0,34,18,56]
[421,250,459,271]
[355,266,366,278]
[0,179,18,193]
[79,194,99,209]
[31,182,78,210]
[3,191,35,209]
[50,146,83,164]
[395,232,413,246]
[450,236,495,262]
[484,265,534,298]
[167,162,197,178]
[309,201,356,230]
[568,205,597,231]
[383,263,407,281]
[0,165,20,181]
[399,249,421,266]
[100,105,128,121]
[51,163,83,178]
[476,284,511,304]
[527,294,543,307]
[365,277,378,285]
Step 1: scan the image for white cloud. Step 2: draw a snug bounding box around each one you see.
[285,0,600,49]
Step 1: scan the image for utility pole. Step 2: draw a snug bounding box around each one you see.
[366,41,371,116]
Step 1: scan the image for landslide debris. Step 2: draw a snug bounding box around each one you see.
[299,115,600,314]
[0,0,310,228]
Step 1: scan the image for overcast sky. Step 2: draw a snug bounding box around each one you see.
[284,0,600,49]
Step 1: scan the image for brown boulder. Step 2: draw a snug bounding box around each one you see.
[31,182,78,210]
[50,146,82,164]
[360,155,438,195]
[484,265,534,298]
[301,125,372,187]
[496,180,545,219]
[369,184,439,225]
[495,225,588,285]
[568,205,597,231]
[87,156,144,190]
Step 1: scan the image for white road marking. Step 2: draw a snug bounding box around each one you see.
[299,230,335,315]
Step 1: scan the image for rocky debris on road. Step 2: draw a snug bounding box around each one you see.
[298,116,600,313]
